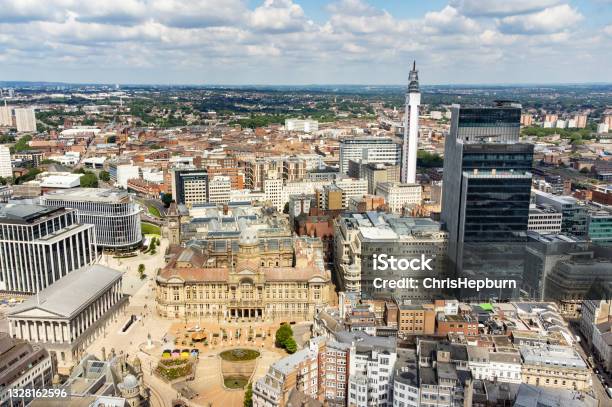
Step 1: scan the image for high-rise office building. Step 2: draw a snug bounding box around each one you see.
[338,137,401,174]
[401,61,420,184]
[14,108,36,132]
[0,102,11,126]
[441,102,534,300]
[172,168,208,206]
[0,146,12,178]
[0,204,97,294]
[41,188,142,252]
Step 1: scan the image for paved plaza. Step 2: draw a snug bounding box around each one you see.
[85,236,305,407]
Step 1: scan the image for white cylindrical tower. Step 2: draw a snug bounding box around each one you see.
[401,61,420,184]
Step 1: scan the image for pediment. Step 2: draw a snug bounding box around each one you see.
[308,276,327,283]
[9,307,66,319]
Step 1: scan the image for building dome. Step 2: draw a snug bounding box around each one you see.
[122,374,139,390]
[239,227,259,246]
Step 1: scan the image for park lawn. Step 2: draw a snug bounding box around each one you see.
[148,205,162,218]
[141,222,161,235]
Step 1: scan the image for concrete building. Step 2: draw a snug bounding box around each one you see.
[115,164,140,189]
[0,332,53,407]
[207,175,231,205]
[0,103,11,126]
[533,190,588,237]
[401,61,420,184]
[348,161,400,195]
[0,204,97,294]
[513,383,597,407]
[333,212,447,300]
[417,340,473,407]
[285,118,318,133]
[338,137,401,174]
[527,205,562,234]
[14,108,36,132]
[172,168,208,206]
[522,233,586,301]
[41,188,142,252]
[374,182,422,214]
[347,337,397,407]
[253,338,323,407]
[7,265,127,371]
[0,146,11,178]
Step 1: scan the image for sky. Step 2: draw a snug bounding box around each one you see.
[0,0,610,85]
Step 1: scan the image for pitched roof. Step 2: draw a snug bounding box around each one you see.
[8,265,122,319]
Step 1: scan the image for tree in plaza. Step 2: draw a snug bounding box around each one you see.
[275,324,293,348]
[138,264,145,279]
[80,173,98,188]
[244,382,253,407]
[284,337,297,354]
[99,170,111,181]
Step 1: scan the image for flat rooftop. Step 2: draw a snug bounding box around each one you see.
[43,188,130,203]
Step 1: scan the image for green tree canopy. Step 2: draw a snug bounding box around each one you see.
[99,170,111,181]
[275,324,293,348]
[80,173,98,188]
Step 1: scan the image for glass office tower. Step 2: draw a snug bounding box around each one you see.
[441,102,534,300]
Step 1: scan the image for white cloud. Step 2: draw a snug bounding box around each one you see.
[497,4,583,34]
[0,0,608,84]
[451,0,561,17]
[250,0,308,33]
[423,6,480,34]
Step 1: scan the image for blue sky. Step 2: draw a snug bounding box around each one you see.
[0,0,610,85]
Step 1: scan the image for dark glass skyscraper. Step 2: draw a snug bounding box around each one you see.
[441,102,534,300]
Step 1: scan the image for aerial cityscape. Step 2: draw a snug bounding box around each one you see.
[0,1,612,407]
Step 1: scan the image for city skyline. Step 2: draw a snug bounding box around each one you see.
[0,0,610,85]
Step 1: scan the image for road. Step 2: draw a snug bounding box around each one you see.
[568,321,611,403]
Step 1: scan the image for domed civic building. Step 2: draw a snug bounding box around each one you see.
[156,226,332,322]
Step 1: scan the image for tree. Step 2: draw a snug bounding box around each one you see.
[161,193,173,208]
[579,167,590,174]
[99,170,111,182]
[284,337,297,354]
[244,382,253,407]
[80,173,98,188]
[275,324,293,348]
[138,264,145,279]
[282,202,289,214]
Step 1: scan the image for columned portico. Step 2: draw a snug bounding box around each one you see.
[7,265,128,372]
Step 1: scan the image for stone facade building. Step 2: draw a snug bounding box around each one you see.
[156,227,332,322]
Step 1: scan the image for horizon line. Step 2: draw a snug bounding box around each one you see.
[1,80,612,88]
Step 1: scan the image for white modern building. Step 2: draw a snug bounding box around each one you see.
[375,182,422,214]
[0,103,12,126]
[116,164,140,189]
[339,137,401,174]
[0,145,12,178]
[348,344,397,407]
[285,118,319,133]
[208,175,231,205]
[7,265,128,370]
[41,188,142,252]
[14,108,36,132]
[0,204,97,294]
[528,205,563,234]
